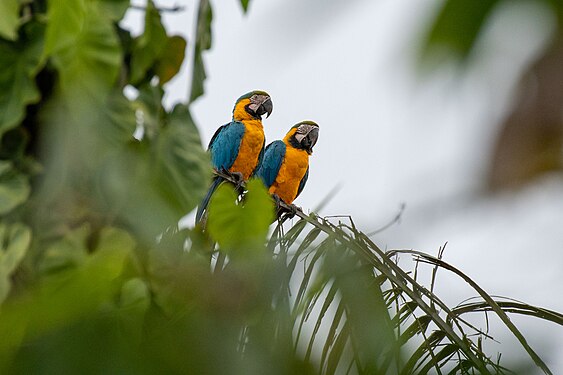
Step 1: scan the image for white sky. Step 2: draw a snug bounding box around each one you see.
[124,0,563,371]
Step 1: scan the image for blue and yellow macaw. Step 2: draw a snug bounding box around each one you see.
[256,121,319,208]
[196,90,273,223]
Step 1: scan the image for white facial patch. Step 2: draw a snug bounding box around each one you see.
[295,124,316,142]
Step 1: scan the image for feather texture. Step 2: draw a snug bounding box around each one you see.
[208,121,245,171]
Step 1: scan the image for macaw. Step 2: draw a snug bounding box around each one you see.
[256,121,319,208]
[196,90,273,223]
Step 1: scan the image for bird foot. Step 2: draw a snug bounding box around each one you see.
[222,169,244,193]
[284,203,302,219]
[272,195,301,220]
[231,171,244,192]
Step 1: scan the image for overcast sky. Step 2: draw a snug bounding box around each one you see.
[125,1,562,371]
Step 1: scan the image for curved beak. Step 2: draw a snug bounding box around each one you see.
[301,127,319,154]
[258,97,273,119]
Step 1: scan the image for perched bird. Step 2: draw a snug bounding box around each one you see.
[256,121,319,210]
[196,90,273,223]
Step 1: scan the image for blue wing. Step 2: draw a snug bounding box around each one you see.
[250,138,266,177]
[296,167,309,199]
[256,140,286,188]
[208,121,245,171]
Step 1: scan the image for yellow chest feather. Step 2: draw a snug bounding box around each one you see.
[229,119,265,179]
[269,146,309,204]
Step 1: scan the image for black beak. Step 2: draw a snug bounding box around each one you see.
[257,97,273,119]
[302,127,319,154]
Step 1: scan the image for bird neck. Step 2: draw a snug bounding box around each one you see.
[239,118,263,129]
[232,99,260,122]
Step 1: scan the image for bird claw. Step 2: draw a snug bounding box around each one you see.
[272,193,282,209]
[231,172,244,193]
[272,194,301,220]
[284,203,302,219]
[221,169,244,193]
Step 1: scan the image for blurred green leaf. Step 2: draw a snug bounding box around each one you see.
[0,227,134,352]
[135,82,164,139]
[0,223,31,304]
[99,0,130,21]
[117,277,149,345]
[423,0,499,60]
[0,0,19,41]
[100,104,209,239]
[119,277,149,313]
[154,103,210,214]
[324,249,396,373]
[99,90,137,145]
[39,224,90,274]
[155,35,187,85]
[51,3,121,100]
[43,0,86,59]
[98,142,175,240]
[0,23,43,136]
[190,0,212,102]
[130,0,167,85]
[0,161,30,215]
[239,0,251,13]
[208,179,274,253]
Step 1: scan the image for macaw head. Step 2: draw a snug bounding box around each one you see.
[285,121,320,155]
[232,90,273,121]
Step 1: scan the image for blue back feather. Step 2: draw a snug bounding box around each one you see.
[256,141,286,188]
[208,121,245,171]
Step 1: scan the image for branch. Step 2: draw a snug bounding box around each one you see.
[130,3,185,13]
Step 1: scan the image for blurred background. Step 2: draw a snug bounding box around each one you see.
[125,0,563,371]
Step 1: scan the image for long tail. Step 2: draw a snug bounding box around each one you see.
[195,176,223,224]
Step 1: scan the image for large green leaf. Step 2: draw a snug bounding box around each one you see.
[0,161,30,215]
[0,23,43,136]
[51,3,121,100]
[190,0,212,103]
[155,35,187,85]
[153,103,210,214]
[99,122,207,241]
[0,0,19,41]
[207,179,274,254]
[0,223,31,304]
[43,0,86,59]
[130,0,167,85]
[99,0,130,21]
[422,0,499,60]
[99,90,137,146]
[135,82,165,139]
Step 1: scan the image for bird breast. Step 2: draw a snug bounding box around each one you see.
[270,146,309,204]
[229,120,265,180]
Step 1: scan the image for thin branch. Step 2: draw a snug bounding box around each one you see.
[366,203,406,236]
[130,3,185,12]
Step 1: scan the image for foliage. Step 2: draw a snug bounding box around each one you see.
[422,0,563,190]
[0,1,560,374]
